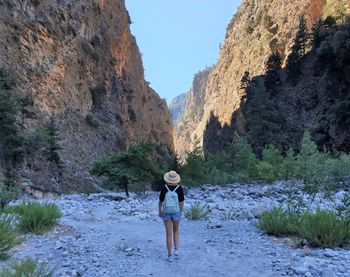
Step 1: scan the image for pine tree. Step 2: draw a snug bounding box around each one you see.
[0,69,24,185]
[311,19,324,49]
[240,71,251,90]
[227,137,257,180]
[91,141,159,196]
[181,146,205,186]
[44,115,62,165]
[244,79,281,157]
[287,15,309,81]
[265,52,281,94]
[281,148,297,180]
[295,15,308,56]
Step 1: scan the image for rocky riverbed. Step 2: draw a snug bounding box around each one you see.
[1,181,350,277]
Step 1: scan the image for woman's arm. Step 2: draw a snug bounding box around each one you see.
[179,201,184,213]
[158,201,163,217]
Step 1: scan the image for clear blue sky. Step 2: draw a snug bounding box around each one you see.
[125,0,241,104]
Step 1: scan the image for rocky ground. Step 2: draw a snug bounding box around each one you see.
[1,181,350,277]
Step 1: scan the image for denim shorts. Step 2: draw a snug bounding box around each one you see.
[162,212,181,222]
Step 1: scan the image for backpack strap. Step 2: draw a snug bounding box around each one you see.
[165,185,179,192]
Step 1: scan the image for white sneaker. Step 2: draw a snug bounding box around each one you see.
[167,255,173,262]
[174,249,180,258]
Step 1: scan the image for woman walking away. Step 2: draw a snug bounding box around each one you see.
[159,170,185,262]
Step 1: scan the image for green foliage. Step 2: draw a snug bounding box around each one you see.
[257,207,298,236]
[226,137,257,181]
[0,69,24,184]
[256,161,275,182]
[244,20,255,34]
[85,114,99,128]
[264,52,281,94]
[0,214,19,260]
[91,141,160,196]
[43,115,62,165]
[222,209,237,220]
[259,207,350,247]
[261,145,283,177]
[336,193,350,223]
[240,71,251,90]
[281,149,297,180]
[0,181,20,208]
[263,13,273,29]
[0,257,54,277]
[185,203,209,220]
[244,79,281,157]
[287,15,309,81]
[181,147,205,187]
[298,209,349,247]
[5,203,62,234]
[296,132,328,195]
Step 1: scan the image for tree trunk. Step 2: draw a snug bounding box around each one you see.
[124,183,130,197]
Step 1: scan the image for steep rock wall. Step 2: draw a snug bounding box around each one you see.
[175,0,349,157]
[0,0,174,191]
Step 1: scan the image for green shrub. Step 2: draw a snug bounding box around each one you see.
[281,149,297,180]
[5,203,61,234]
[206,168,234,185]
[256,161,275,181]
[181,146,205,187]
[259,207,350,248]
[0,257,54,277]
[298,209,349,247]
[0,214,19,260]
[185,203,209,220]
[336,193,350,223]
[0,182,20,208]
[222,209,237,220]
[257,207,292,236]
[85,114,99,128]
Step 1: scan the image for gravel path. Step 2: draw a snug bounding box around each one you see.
[1,183,350,277]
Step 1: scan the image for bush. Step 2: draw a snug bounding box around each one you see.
[256,161,275,182]
[185,203,209,220]
[0,214,19,260]
[85,114,99,128]
[336,193,350,223]
[258,207,293,236]
[259,207,350,248]
[0,182,20,208]
[5,203,62,234]
[0,257,54,277]
[298,209,349,247]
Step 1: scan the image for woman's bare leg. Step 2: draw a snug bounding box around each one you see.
[164,221,173,256]
[173,220,180,250]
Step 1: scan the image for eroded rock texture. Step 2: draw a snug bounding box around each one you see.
[0,0,174,191]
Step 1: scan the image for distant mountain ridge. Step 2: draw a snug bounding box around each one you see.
[169,93,187,124]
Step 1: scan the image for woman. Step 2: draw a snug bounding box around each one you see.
[159,170,185,262]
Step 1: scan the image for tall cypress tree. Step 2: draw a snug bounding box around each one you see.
[265,52,281,94]
[244,79,281,157]
[44,115,62,165]
[287,15,309,81]
[0,69,24,185]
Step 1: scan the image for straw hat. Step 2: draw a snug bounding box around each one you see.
[164,170,181,184]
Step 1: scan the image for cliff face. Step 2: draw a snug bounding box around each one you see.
[169,93,187,124]
[174,67,212,158]
[0,0,173,191]
[175,0,349,157]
